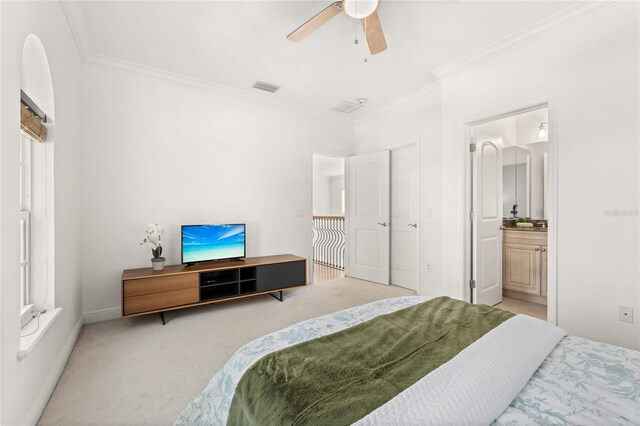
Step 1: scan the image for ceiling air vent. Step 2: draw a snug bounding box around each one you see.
[252,81,280,93]
[332,101,364,114]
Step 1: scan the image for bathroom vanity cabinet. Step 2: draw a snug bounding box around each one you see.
[503,229,547,305]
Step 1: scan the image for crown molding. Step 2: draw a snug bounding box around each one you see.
[60,1,353,123]
[83,52,353,122]
[61,1,92,62]
[61,0,618,122]
[431,1,620,81]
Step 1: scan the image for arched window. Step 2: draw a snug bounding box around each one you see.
[19,34,55,336]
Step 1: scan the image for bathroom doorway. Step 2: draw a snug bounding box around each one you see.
[469,106,551,321]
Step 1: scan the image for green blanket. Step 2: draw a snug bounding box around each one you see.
[227,296,514,425]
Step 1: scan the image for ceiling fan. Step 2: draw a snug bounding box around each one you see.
[287,0,387,55]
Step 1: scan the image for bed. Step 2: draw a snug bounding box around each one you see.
[177,296,640,425]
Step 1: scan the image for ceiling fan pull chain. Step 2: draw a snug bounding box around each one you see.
[363,15,368,62]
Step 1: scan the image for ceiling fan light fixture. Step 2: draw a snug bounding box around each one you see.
[342,0,379,19]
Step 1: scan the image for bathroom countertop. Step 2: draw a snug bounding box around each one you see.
[503,227,548,232]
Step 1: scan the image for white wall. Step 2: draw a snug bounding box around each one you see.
[355,3,639,351]
[313,175,344,216]
[1,2,84,424]
[312,154,344,216]
[355,86,443,298]
[80,66,354,316]
[329,175,344,215]
[439,3,639,349]
[312,176,331,215]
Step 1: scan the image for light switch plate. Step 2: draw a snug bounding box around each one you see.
[619,306,634,323]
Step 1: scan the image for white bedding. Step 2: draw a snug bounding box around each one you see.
[495,335,640,425]
[177,296,640,425]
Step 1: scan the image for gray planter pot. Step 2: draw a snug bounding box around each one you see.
[151,257,166,271]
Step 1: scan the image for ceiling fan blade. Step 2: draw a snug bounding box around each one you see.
[287,2,342,42]
[361,11,387,55]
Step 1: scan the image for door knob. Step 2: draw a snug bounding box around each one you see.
[535,248,540,251]
[499,225,506,230]
[377,222,388,227]
[541,248,546,252]
[408,223,418,228]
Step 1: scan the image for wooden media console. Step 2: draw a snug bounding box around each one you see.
[122,254,306,324]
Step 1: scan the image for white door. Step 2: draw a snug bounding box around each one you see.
[474,140,503,305]
[347,150,390,285]
[390,147,419,290]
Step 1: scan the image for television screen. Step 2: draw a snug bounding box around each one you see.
[181,224,246,264]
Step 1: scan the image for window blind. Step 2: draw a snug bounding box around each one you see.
[20,104,47,142]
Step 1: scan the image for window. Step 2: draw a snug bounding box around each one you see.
[19,95,53,330]
[19,93,49,322]
[20,133,32,319]
[19,34,60,358]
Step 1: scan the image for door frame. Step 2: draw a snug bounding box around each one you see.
[463,97,558,325]
[311,149,349,284]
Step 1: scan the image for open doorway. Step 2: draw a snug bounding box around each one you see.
[312,153,345,283]
[470,106,550,320]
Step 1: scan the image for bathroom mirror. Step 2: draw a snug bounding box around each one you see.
[502,146,530,218]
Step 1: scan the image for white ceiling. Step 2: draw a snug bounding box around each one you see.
[76,1,577,112]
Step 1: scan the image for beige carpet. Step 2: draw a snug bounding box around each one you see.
[38,278,414,425]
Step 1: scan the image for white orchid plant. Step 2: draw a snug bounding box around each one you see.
[140,223,164,259]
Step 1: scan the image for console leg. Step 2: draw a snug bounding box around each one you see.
[269,291,283,302]
[160,312,166,325]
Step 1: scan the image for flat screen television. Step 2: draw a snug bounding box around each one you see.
[181,224,246,265]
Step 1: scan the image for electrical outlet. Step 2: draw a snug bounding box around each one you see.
[426,264,432,272]
[619,306,634,324]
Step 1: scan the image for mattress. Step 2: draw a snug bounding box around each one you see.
[177,296,640,425]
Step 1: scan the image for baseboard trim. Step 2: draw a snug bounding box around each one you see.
[83,307,121,324]
[23,315,83,426]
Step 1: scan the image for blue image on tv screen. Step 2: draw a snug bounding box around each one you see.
[182,224,245,263]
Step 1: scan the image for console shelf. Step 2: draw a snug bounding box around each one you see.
[122,254,306,323]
